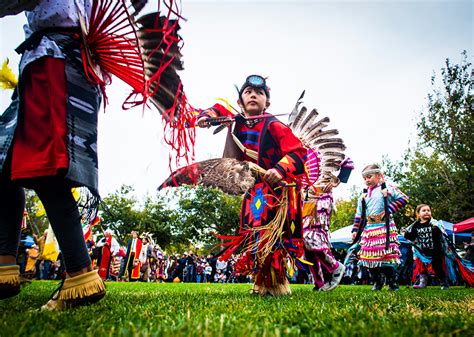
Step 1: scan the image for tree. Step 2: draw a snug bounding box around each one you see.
[99,185,142,245]
[331,195,358,232]
[168,185,241,249]
[98,184,241,252]
[23,189,48,236]
[384,51,473,223]
[138,196,175,249]
[418,50,473,174]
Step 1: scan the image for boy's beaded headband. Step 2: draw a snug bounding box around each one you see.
[362,168,382,176]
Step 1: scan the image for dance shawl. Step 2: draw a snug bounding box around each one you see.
[407,219,474,287]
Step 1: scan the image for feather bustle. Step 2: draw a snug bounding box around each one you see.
[295,108,318,136]
[290,106,307,132]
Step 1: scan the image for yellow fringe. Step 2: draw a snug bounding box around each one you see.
[253,279,291,297]
[59,270,105,301]
[0,265,20,286]
[0,59,18,90]
[302,201,317,217]
[246,187,289,267]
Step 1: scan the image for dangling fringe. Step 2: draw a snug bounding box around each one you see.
[0,265,20,286]
[359,258,400,268]
[246,187,289,267]
[212,233,246,262]
[252,279,291,297]
[58,270,105,301]
[74,187,101,227]
[163,89,197,169]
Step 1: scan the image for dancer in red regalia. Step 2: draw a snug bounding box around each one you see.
[96,229,120,281]
[196,75,307,296]
[123,231,143,282]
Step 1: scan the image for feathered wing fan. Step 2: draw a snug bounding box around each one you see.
[158,158,264,196]
[135,11,186,119]
[288,94,348,188]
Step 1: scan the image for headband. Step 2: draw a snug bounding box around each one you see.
[362,168,382,177]
[239,75,270,98]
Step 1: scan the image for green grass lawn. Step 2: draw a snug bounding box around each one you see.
[0,282,472,337]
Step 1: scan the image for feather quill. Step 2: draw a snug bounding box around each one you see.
[317,142,346,152]
[290,106,307,133]
[295,108,318,135]
[312,137,344,145]
[319,152,345,160]
[301,117,330,140]
[288,90,305,126]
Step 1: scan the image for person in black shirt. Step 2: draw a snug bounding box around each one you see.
[403,204,449,289]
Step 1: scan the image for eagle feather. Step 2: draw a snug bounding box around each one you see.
[158,158,258,195]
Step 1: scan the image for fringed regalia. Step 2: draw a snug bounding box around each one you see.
[204,103,307,296]
[0,27,102,214]
[0,0,191,222]
[302,196,337,287]
[0,0,189,307]
[351,184,408,268]
[159,91,352,294]
[406,219,474,287]
[302,156,353,290]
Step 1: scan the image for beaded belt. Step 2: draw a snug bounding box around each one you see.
[367,213,385,224]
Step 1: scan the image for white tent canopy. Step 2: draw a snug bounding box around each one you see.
[330,225,353,249]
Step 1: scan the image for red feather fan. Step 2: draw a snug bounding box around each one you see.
[81,0,195,165]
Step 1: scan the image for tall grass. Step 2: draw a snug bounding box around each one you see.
[0,282,472,337]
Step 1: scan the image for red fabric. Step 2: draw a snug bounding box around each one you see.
[268,123,308,177]
[11,57,69,180]
[98,236,112,280]
[235,121,263,162]
[131,239,142,279]
[209,103,232,117]
[412,258,435,283]
[456,259,474,287]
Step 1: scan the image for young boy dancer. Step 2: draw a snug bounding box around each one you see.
[197,75,307,296]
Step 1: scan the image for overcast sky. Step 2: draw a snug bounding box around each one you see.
[0,0,472,201]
